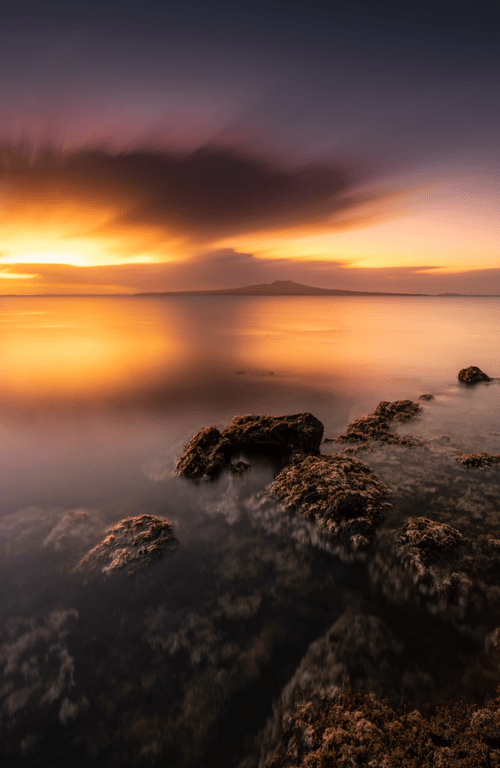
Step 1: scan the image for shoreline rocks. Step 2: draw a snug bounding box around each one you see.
[457,453,500,468]
[458,366,492,384]
[269,454,391,549]
[334,399,423,446]
[74,514,178,574]
[175,412,324,479]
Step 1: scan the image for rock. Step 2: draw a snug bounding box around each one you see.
[373,399,421,422]
[457,453,500,468]
[229,460,251,476]
[335,399,423,445]
[175,412,324,479]
[458,366,492,384]
[269,454,390,548]
[74,515,178,574]
[397,516,465,553]
[395,517,470,602]
[419,393,434,400]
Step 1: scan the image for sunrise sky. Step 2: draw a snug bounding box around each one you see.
[1,0,499,295]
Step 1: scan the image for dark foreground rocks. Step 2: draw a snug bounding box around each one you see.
[259,684,500,768]
[334,399,423,446]
[268,454,391,548]
[74,514,178,574]
[175,413,324,479]
[458,366,492,384]
[457,452,500,468]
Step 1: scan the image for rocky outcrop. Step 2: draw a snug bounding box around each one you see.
[458,366,492,384]
[334,399,423,445]
[258,684,497,768]
[175,413,324,479]
[370,516,471,610]
[268,454,390,548]
[457,452,500,468]
[74,515,178,574]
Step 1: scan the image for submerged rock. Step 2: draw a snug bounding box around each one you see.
[419,393,434,400]
[74,515,178,574]
[175,412,324,479]
[229,460,251,476]
[457,452,500,468]
[335,399,423,445]
[458,366,492,384]
[269,454,391,548]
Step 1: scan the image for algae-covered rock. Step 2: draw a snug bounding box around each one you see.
[74,514,178,574]
[175,412,324,479]
[458,366,492,384]
[269,454,390,548]
[457,452,500,468]
[335,399,423,446]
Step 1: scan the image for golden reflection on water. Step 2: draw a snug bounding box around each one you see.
[1,295,500,411]
[0,298,181,402]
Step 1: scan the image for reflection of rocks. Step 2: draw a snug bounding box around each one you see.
[458,366,492,384]
[269,454,390,549]
[75,514,178,574]
[175,413,324,479]
[335,399,423,446]
[457,452,500,468]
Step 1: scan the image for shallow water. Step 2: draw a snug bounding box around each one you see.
[1,295,500,766]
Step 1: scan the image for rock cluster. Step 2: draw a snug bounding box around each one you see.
[335,399,423,445]
[74,514,178,574]
[269,454,391,548]
[175,412,324,479]
[457,452,500,468]
[458,366,492,384]
[260,685,498,768]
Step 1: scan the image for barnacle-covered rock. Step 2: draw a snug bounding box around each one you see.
[269,454,390,548]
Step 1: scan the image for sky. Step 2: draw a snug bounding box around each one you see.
[0,0,499,294]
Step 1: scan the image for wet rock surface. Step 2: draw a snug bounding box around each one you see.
[457,452,500,468]
[175,412,324,479]
[334,399,423,446]
[269,454,391,548]
[74,514,178,574]
[458,366,492,384]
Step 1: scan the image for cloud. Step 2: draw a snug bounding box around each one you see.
[0,141,396,253]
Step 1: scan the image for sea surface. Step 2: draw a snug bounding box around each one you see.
[1,295,500,766]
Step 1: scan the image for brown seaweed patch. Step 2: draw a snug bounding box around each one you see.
[458,366,492,384]
[457,453,500,468]
[269,454,391,549]
[74,515,178,574]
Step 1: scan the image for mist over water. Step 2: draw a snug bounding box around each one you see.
[1,295,500,766]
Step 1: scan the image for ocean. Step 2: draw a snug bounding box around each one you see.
[1,295,500,766]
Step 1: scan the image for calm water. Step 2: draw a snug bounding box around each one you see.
[1,296,500,766]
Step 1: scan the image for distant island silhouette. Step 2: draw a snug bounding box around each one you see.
[136,280,431,297]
